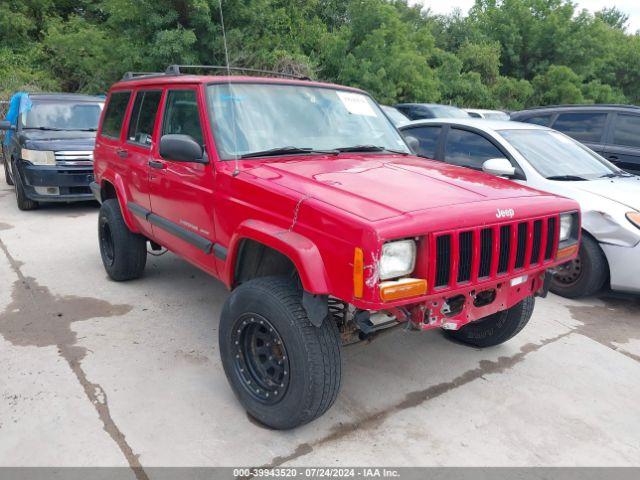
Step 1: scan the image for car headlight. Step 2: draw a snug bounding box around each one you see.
[379,239,416,280]
[559,213,574,242]
[627,212,640,229]
[21,148,56,165]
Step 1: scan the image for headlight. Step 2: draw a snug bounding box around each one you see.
[627,212,640,229]
[379,239,416,280]
[21,148,56,165]
[559,213,574,242]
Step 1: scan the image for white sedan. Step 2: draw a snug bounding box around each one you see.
[399,118,640,298]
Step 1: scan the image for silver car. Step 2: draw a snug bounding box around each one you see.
[399,118,640,298]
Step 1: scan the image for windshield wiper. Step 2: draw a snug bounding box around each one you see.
[599,171,634,179]
[239,146,339,159]
[25,127,66,131]
[336,145,409,155]
[546,175,588,181]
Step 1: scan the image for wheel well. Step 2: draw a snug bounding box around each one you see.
[581,228,611,283]
[234,239,298,287]
[101,181,117,202]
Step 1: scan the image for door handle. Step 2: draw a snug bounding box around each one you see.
[148,160,166,170]
[117,149,128,158]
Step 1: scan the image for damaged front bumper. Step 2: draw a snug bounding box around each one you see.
[360,270,549,332]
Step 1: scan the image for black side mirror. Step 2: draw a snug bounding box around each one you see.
[0,120,15,131]
[159,134,207,163]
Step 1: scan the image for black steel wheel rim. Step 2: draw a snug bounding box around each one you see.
[555,256,583,286]
[99,219,115,266]
[231,313,290,404]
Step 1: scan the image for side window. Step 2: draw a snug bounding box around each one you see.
[403,126,442,159]
[552,112,607,143]
[101,91,131,138]
[522,115,552,126]
[444,128,506,169]
[127,90,162,146]
[162,90,204,145]
[612,114,640,148]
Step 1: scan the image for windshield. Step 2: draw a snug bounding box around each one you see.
[382,106,409,126]
[207,83,409,159]
[500,129,621,180]
[21,101,104,131]
[430,106,470,119]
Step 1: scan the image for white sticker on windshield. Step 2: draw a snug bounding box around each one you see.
[337,91,376,117]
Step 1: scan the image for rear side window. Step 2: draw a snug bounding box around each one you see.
[101,91,131,138]
[403,126,442,159]
[127,90,162,146]
[162,90,204,145]
[522,115,552,126]
[612,114,640,148]
[552,112,606,143]
[444,128,506,169]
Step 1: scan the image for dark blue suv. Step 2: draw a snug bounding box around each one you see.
[1,93,104,210]
[511,104,640,175]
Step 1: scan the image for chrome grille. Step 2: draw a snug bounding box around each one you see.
[54,150,94,166]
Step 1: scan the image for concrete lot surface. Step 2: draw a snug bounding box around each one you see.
[1,178,639,476]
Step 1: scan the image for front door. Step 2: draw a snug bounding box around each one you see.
[147,86,218,276]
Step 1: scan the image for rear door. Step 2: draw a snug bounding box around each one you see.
[602,112,640,174]
[549,110,609,155]
[147,86,218,275]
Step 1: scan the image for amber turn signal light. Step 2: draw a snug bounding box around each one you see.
[379,278,427,302]
[353,247,364,298]
[557,244,579,261]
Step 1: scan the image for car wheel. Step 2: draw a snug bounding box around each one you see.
[98,199,147,281]
[219,276,342,430]
[3,158,13,186]
[550,234,607,299]
[444,296,535,348]
[13,164,38,211]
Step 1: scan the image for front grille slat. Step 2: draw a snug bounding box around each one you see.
[431,214,557,292]
[457,231,473,283]
[498,225,511,274]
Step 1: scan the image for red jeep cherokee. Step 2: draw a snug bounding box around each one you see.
[92,66,580,429]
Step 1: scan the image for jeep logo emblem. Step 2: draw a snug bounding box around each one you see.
[496,208,515,219]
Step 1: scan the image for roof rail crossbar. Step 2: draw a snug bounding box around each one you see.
[165,64,311,81]
[121,71,166,81]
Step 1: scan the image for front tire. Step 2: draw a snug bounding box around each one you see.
[219,276,342,430]
[13,164,38,211]
[445,296,535,348]
[550,234,607,298]
[3,157,13,186]
[98,199,147,281]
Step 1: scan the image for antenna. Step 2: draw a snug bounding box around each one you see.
[217,0,241,177]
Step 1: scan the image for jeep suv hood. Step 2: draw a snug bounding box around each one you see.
[569,176,640,211]
[250,155,544,221]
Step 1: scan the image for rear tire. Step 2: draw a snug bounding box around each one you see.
[444,296,535,348]
[98,199,147,281]
[219,276,342,430]
[13,165,38,211]
[550,234,607,298]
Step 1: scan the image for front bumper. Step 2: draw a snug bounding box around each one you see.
[601,241,640,293]
[18,162,95,202]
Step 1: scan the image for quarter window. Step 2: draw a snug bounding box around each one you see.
[522,115,552,127]
[612,114,640,148]
[444,129,506,169]
[552,112,607,143]
[127,90,162,146]
[162,90,204,145]
[403,126,442,159]
[101,91,131,138]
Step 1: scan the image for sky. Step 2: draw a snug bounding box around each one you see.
[410,0,640,33]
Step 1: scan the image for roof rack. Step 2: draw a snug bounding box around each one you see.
[523,103,640,111]
[165,64,311,80]
[121,71,167,81]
